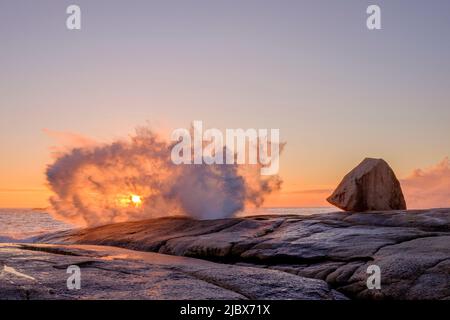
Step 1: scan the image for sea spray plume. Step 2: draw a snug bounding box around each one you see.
[169,163,246,219]
[46,128,173,226]
[46,127,282,226]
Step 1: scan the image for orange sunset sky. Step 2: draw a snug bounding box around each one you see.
[1,1,450,209]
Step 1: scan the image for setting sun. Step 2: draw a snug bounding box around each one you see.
[131,194,142,206]
[116,194,142,207]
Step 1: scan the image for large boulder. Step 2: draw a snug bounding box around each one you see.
[327,158,406,211]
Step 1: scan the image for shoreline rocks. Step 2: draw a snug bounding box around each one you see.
[0,243,345,300]
[32,208,450,300]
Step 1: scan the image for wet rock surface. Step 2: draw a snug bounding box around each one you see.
[27,208,450,299]
[0,243,343,300]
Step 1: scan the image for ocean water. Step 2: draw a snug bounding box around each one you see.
[0,209,74,242]
[0,207,337,242]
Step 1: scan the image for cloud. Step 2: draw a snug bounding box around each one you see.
[401,157,450,209]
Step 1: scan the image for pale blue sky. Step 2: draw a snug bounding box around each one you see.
[1,0,449,206]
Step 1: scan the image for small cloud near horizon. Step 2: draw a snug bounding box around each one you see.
[401,157,450,209]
